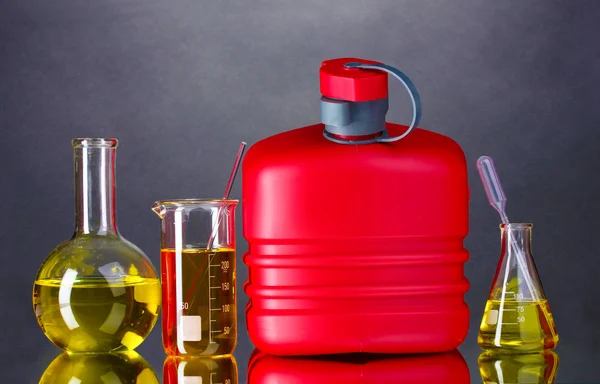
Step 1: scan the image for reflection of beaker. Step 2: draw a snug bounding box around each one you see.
[479,350,559,384]
[164,355,238,384]
[247,349,469,383]
[478,223,558,351]
[153,200,238,356]
[39,351,158,383]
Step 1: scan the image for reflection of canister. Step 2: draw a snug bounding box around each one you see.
[247,349,469,383]
[164,355,238,384]
[153,200,238,356]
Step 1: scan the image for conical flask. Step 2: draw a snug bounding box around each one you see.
[478,350,560,384]
[478,223,558,351]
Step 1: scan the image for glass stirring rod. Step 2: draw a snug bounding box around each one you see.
[184,142,247,314]
[206,141,247,250]
[476,156,539,301]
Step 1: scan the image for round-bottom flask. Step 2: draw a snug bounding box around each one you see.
[33,138,161,352]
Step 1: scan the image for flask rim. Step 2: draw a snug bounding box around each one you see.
[154,198,239,205]
[72,138,118,148]
[499,223,533,229]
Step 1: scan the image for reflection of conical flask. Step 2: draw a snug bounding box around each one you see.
[163,355,238,384]
[39,351,158,383]
[478,223,558,351]
[247,349,469,383]
[479,350,560,384]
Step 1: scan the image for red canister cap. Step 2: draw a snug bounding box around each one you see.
[320,58,388,102]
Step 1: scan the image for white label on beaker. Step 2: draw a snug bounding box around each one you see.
[181,315,202,341]
[486,309,499,325]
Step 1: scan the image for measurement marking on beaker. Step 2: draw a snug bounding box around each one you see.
[210,319,217,322]
[210,297,217,300]
[210,330,221,333]
[502,322,518,325]
[208,254,217,343]
[210,308,222,311]
[502,308,516,312]
[210,286,221,289]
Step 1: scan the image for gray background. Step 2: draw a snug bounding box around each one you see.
[1,0,599,382]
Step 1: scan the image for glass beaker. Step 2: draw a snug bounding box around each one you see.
[152,199,238,356]
[478,223,558,351]
[33,138,161,353]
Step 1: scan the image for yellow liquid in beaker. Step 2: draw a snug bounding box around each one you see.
[478,299,558,351]
[162,248,237,355]
[33,276,161,352]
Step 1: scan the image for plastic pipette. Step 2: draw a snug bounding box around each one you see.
[476,156,538,301]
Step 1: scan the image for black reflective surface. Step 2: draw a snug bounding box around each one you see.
[17,307,600,383]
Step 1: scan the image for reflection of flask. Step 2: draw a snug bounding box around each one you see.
[247,349,469,383]
[164,355,238,384]
[478,223,558,351]
[479,350,559,384]
[33,138,161,352]
[39,351,158,383]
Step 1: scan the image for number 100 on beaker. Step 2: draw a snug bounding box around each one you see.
[153,200,238,356]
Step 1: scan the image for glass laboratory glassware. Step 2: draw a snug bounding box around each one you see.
[478,223,558,351]
[33,138,161,353]
[152,199,238,356]
[163,355,238,384]
[478,350,559,384]
[39,351,159,383]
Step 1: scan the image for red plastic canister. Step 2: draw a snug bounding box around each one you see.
[242,58,469,355]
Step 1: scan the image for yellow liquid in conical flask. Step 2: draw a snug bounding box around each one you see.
[478,298,558,351]
[33,276,161,352]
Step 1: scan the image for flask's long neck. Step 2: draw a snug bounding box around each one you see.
[502,225,533,256]
[74,145,118,235]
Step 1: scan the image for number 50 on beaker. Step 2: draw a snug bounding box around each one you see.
[152,199,238,356]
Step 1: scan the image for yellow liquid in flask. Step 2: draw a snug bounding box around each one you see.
[478,299,558,351]
[33,276,161,352]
